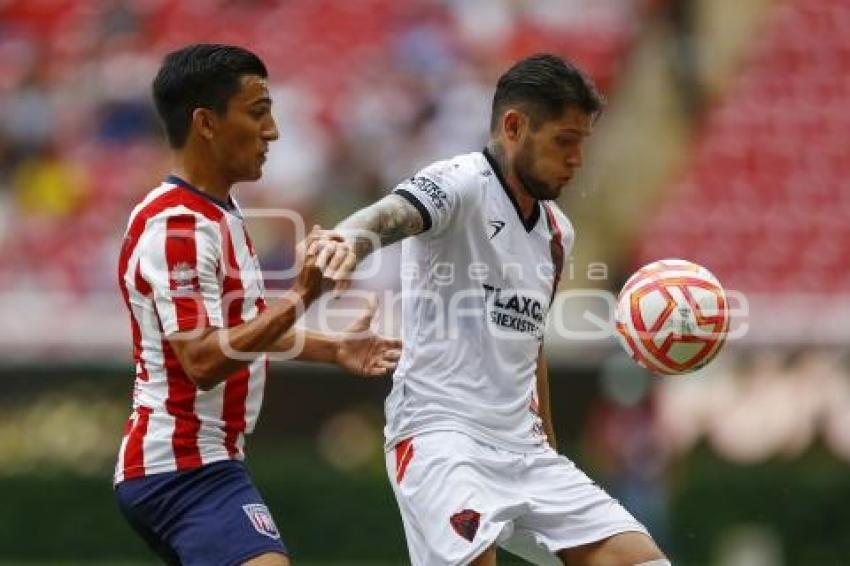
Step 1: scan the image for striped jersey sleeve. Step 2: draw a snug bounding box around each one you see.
[137,212,224,335]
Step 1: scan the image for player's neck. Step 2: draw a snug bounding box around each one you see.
[171,151,232,202]
[486,141,537,221]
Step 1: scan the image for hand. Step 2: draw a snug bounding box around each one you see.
[336,295,402,377]
[292,225,327,301]
[312,230,358,293]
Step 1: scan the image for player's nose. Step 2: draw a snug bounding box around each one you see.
[263,117,280,141]
[566,145,582,168]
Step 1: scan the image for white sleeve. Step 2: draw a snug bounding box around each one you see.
[392,158,478,236]
[137,212,224,335]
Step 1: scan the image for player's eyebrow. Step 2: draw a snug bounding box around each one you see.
[249,96,272,107]
[557,127,591,137]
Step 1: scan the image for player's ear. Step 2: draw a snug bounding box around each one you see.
[502,108,521,141]
[192,107,218,142]
[502,109,526,143]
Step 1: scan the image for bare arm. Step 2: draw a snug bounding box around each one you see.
[273,327,340,363]
[168,287,317,391]
[313,194,425,289]
[271,300,402,376]
[335,193,425,260]
[536,344,557,449]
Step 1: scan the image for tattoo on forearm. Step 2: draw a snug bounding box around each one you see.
[337,194,424,258]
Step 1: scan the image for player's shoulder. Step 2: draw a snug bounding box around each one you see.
[125,182,225,250]
[415,151,488,190]
[130,181,226,227]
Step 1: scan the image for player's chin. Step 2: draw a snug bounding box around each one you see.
[246,164,264,181]
[539,184,563,200]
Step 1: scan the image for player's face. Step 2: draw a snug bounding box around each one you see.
[213,75,279,182]
[515,106,593,200]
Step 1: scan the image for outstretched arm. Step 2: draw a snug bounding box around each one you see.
[167,227,326,391]
[315,194,425,289]
[271,298,402,377]
[337,193,425,259]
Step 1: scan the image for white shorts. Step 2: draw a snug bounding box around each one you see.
[386,431,649,566]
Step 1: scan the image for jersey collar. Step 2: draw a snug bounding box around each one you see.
[165,175,240,217]
[482,148,540,232]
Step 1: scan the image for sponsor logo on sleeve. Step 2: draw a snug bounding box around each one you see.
[409,177,448,211]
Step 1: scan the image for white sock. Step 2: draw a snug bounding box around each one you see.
[634,560,671,566]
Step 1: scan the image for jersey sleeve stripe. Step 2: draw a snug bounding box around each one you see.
[165,214,210,332]
[118,188,224,337]
[118,191,190,396]
[394,188,433,232]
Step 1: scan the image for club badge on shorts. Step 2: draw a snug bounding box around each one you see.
[450,509,481,542]
[243,504,281,539]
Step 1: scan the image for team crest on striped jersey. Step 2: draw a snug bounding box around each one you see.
[243,504,280,539]
[170,261,198,291]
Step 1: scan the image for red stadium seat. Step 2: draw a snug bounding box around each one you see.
[637,0,850,295]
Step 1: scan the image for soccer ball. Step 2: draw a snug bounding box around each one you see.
[615,259,729,375]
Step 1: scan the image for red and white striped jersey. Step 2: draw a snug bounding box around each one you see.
[114,176,268,484]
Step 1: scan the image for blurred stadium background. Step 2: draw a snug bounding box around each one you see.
[1,0,849,564]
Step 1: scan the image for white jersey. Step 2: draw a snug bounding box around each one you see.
[114,176,267,484]
[385,151,574,453]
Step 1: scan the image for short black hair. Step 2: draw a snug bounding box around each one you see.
[490,53,604,133]
[152,43,268,148]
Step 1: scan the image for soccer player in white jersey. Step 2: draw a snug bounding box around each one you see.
[319,54,670,565]
[114,44,401,566]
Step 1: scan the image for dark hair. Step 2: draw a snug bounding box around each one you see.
[490,53,604,133]
[152,44,268,148]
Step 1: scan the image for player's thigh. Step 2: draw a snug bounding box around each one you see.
[556,531,665,566]
[243,551,291,566]
[118,461,290,566]
[511,450,652,560]
[469,546,497,566]
[386,432,523,566]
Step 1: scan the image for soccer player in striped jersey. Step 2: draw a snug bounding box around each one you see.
[318,55,669,566]
[114,44,400,566]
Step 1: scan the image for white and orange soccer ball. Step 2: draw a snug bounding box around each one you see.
[615,259,729,375]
